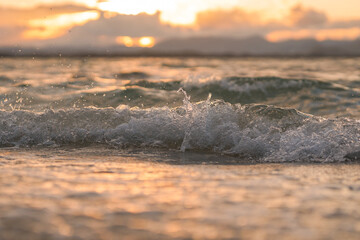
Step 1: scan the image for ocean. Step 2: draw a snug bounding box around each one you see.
[0,57,359,239]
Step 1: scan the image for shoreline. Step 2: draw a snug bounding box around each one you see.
[1,146,360,239]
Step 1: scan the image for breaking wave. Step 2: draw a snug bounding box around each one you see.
[0,92,359,162]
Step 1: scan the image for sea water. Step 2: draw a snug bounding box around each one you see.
[0,57,359,161]
[0,57,359,239]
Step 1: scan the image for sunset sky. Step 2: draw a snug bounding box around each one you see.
[1,0,360,48]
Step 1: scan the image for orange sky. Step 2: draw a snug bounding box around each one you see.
[0,0,360,47]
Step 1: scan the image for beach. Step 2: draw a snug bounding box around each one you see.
[0,56,359,239]
[1,147,359,240]
[2,0,360,238]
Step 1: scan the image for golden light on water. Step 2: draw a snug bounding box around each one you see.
[23,11,100,39]
[116,36,155,48]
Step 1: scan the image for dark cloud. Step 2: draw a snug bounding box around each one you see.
[0,26,25,45]
[288,4,328,27]
[330,19,360,28]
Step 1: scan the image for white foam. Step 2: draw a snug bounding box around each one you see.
[0,96,359,162]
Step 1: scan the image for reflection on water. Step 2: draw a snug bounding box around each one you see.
[0,57,359,239]
[0,147,359,239]
[0,57,359,118]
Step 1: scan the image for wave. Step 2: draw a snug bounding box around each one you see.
[124,76,360,102]
[0,97,359,162]
[185,76,359,103]
[125,76,360,118]
[114,71,150,80]
[1,76,359,122]
[0,75,15,85]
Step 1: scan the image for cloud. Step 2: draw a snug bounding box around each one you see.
[330,19,360,29]
[0,0,98,9]
[0,27,25,46]
[288,4,328,27]
[265,4,360,42]
[195,8,262,30]
[266,27,360,42]
[194,5,330,32]
[2,2,360,48]
[190,8,285,39]
[193,4,360,42]
[41,12,190,47]
[0,4,95,45]
[0,4,93,26]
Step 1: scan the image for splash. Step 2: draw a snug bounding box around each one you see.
[178,88,213,152]
[1,91,358,162]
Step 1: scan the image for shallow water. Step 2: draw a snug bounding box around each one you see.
[1,57,360,117]
[0,147,359,240]
[0,57,359,239]
[0,57,359,162]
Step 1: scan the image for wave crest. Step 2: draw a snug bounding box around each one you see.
[0,99,359,162]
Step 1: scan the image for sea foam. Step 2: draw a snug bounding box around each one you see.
[0,90,359,162]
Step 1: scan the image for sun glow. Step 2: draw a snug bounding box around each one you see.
[23,11,99,39]
[94,0,300,26]
[116,36,155,48]
[98,1,161,16]
[139,37,155,47]
[97,0,214,25]
[116,36,134,47]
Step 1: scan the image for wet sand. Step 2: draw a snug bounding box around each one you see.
[0,147,359,240]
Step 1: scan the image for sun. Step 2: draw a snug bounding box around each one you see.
[139,37,155,48]
[116,36,155,48]
[116,36,134,47]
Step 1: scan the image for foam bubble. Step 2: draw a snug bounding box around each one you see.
[0,96,359,162]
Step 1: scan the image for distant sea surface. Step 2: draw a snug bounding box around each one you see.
[0,57,360,239]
